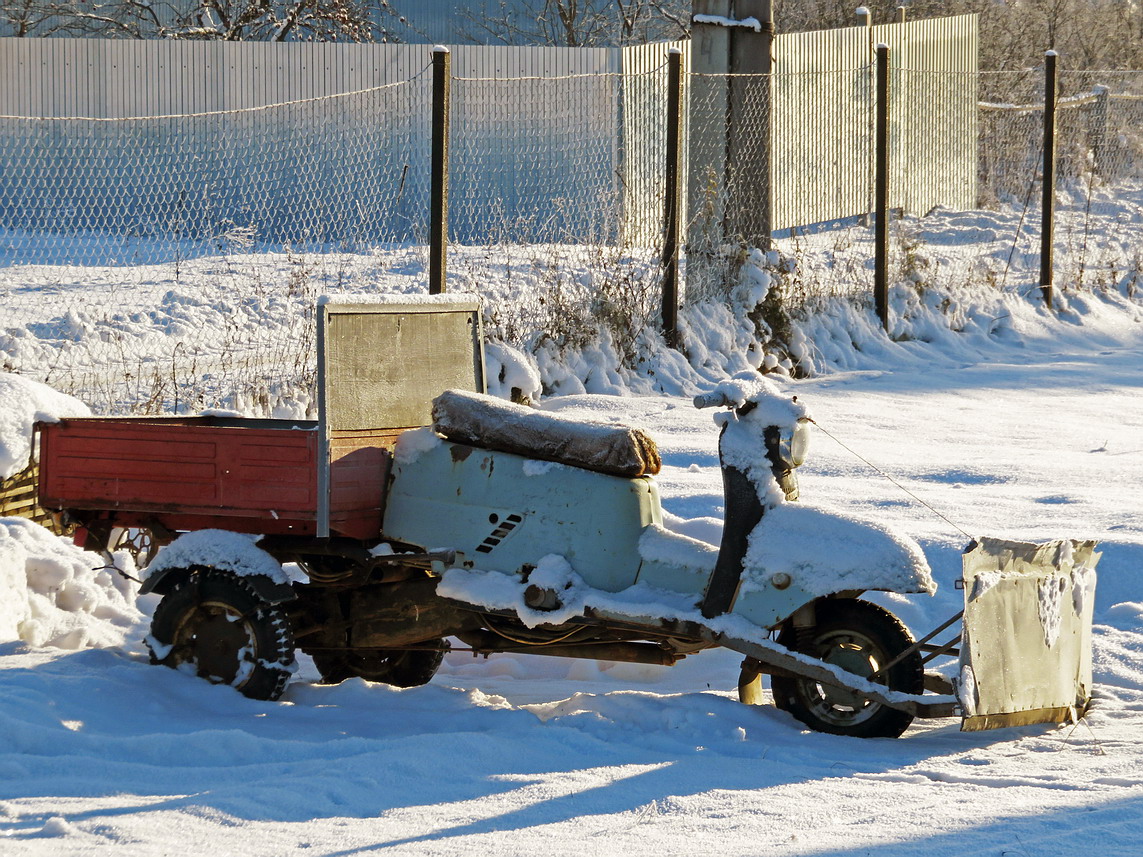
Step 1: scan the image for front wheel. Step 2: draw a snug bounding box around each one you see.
[769,598,923,738]
[147,568,296,701]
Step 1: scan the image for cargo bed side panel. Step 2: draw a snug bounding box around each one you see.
[39,419,320,531]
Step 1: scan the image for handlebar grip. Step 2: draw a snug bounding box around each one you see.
[693,391,732,409]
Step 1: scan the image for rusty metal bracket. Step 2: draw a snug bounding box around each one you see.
[870,609,963,682]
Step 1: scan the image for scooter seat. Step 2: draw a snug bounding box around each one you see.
[431,389,661,478]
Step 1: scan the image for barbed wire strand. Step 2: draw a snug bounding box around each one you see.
[0,66,431,123]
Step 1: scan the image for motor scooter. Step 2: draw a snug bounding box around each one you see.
[38,297,1098,737]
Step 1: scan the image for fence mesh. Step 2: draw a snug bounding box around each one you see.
[684,72,776,301]
[770,66,875,305]
[3,50,1143,418]
[446,67,667,366]
[451,73,620,245]
[0,76,433,264]
[1055,70,1143,292]
[971,68,1143,297]
[0,75,434,416]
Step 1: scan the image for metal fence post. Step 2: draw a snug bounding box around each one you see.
[429,46,451,295]
[859,7,875,224]
[1091,84,1109,179]
[875,43,891,331]
[661,48,684,347]
[1040,50,1057,308]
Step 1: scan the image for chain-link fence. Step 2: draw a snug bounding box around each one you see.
[684,63,1143,321]
[447,64,668,366]
[0,45,674,415]
[684,72,773,301]
[0,78,433,265]
[3,40,1143,417]
[1,74,434,416]
[970,68,1143,297]
[770,65,876,305]
[1056,70,1143,292]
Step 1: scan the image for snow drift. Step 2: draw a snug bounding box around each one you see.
[0,517,141,649]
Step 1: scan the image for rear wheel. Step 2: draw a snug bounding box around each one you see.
[770,598,923,738]
[147,568,295,701]
[312,642,446,688]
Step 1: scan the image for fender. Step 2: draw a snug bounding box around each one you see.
[140,528,298,604]
[140,566,296,604]
[742,502,935,595]
[729,502,936,629]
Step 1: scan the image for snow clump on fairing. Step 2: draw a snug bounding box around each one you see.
[708,372,809,508]
[393,426,443,466]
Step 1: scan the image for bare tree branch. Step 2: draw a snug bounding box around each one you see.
[0,0,406,42]
[454,0,687,47]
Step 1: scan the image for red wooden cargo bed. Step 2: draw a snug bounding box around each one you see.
[37,415,395,540]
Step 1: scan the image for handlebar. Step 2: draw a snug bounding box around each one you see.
[693,391,733,410]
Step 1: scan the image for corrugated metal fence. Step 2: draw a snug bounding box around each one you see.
[772,14,978,231]
[0,27,978,261]
[0,39,428,116]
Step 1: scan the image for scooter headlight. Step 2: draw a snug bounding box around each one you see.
[778,419,811,468]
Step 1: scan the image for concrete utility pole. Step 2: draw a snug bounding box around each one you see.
[689,0,774,254]
[728,0,773,249]
[688,0,733,261]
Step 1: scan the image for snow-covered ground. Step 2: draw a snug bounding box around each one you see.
[2,277,1143,853]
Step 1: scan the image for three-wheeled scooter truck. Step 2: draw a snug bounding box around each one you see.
[35,296,1100,738]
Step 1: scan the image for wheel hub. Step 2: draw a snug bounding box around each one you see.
[174,603,255,685]
[809,632,884,722]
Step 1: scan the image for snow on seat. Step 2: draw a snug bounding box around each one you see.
[431,389,661,478]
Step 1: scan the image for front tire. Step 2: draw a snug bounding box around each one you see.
[147,568,296,701]
[770,598,923,738]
